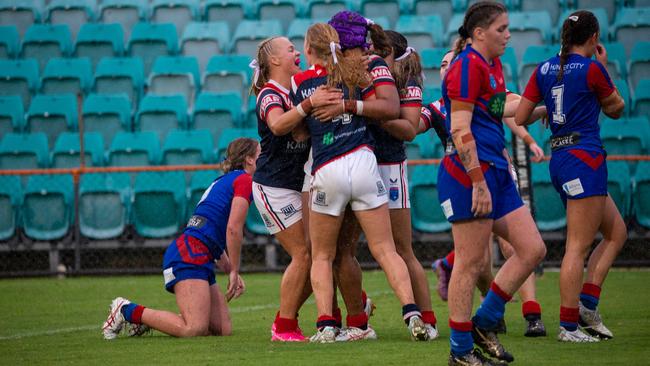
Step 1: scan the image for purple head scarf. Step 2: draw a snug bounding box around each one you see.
[328,11,372,51]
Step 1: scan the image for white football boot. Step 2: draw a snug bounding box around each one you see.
[557,327,599,343]
[102,297,130,340]
[579,302,613,339]
[335,325,377,342]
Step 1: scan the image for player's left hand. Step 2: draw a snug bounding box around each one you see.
[313,102,344,122]
[529,143,545,162]
[595,43,608,66]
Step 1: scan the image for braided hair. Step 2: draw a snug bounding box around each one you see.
[250,37,280,96]
[557,10,600,81]
[454,1,507,57]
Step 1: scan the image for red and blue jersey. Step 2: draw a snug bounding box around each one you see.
[523,53,615,152]
[420,98,449,146]
[184,170,252,260]
[252,79,310,192]
[290,64,374,174]
[442,45,509,170]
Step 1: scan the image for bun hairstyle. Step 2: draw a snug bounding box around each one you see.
[249,37,279,96]
[222,137,259,173]
[454,1,507,57]
[557,10,600,81]
[385,30,423,92]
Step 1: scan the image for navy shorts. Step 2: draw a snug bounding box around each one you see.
[162,234,215,293]
[550,148,608,207]
[437,155,524,222]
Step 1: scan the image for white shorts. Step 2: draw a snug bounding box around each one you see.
[252,182,303,235]
[302,173,311,193]
[310,146,388,216]
[378,160,410,209]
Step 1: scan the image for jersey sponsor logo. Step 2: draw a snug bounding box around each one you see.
[314,191,327,206]
[371,66,393,81]
[163,267,175,286]
[332,113,353,124]
[541,62,550,75]
[441,199,453,219]
[550,132,580,150]
[489,74,497,90]
[323,132,334,145]
[187,215,207,229]
[488,92,506,120]
[562,178,585,197]
[389,178,398,185]
[260,94,282,114]
[301,87,317,100]
[286,139,309,152]
[403,86,422,100]
[261,213,274,228]
[280,203,298,219]
[376,180,387,196]
[389,186,399,201]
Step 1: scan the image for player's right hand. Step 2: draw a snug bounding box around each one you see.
[226,271,243,301]
[595,44,608,66]
[471,181,492,217]
[310,86,343,108]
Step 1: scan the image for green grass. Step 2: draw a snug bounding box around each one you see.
[1,270,649,365]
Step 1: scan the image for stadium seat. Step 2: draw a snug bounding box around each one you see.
[396,15,444,50]
[445,13,464,46]
[0,0,42,39]
[409,164,451,233]
[405,133,435,160]
[607,161,631,218]
[127,22,178,75]
[204,0,250,35]
[518,44,559,92]
[410,0,454,29]
[216,127,258,161]
[162,129,214,166]
[628,41,650,92]
[231,20,283,57]
[51,132,104,168]
[601,42,627,81]
[245,94,257,127]
[612,7,650,56]
[21,24,72,72]
[612,79,630,116]
[132,171,186,238]
[521,0,564,25]
[203,54,252,100]
[181,21,230,73]
[107,131,160,167]
[46,0,95,41]
[420,47,448,87]
[601,116,650,174]
[193,92,243,146]
[287,18,326,52]
[256,0,299,31]
[93,57,145,110]
[304,0,347,19]
[26,94,78,149]
[422,85,441,104]
[633,161,650,229]
[98,0,147,42]
[357,0,400,29]
[40,57,93,96]
[79,172,131,239]
[148,56,200,108]
[74,23,125,71]
[83,93,132,150]
[532,161,566,231]
[246,202,270,235]
[135,95,188,144]
[0,96,24,136]
[575,0,618,23]
[0,25,19,58]
[0,58,39,107]
[632,79,650,117]
[0,175,21,241]
[22,174,74,241]
[0,132,49,170]
[501,47,519,86]
[508,11,553,60]
[187,169,220,220]
[557,8,609,43]
[150,0,198,38]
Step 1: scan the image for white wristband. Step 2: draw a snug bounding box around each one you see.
[356,100,363,116]
[296,103,307,117]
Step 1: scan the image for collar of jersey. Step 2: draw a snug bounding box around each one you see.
[466,45,493,67]
[310,64,328,76]
[267,79,290,95]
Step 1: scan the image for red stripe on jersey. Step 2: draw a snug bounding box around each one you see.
[587,62,615,100]
[233,173,253,203]
[568,149,605,170]
[522,66,542,103]
[176,234,211,265]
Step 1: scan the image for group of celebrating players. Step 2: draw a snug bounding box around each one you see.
[102,2,627,365]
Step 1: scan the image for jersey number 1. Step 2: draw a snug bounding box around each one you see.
[551,85,566,125]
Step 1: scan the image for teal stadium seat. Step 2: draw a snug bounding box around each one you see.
[612,7,650,56]
[181,21,230,73]
[576,0,619,23]
[532,161,566,231]
[633,161,650,229]
[204,0,251,35]
[305,0,347,19]
[420,47,448,88]
[256,0,300,32]
[508,11,553,60]
[187,169,220,220]
[0,25,19,58]
[82,93,132,150]
[628,41,650,92]
[203,54,252,100]
[607,161,631,218]
[396,15,445,50]
[136,94,188,144]
[132,171,186,238]
[0,58,39,107]
[519,44,559,93]
[557,8,609,43]
[422,85,441,104]
[356,0,400,29]
[151,0,198,38]
[79,172,131,239]
[0,0,42,39]
[22,24,72,72]
[445,13,464,46]
[231,20,283,57]
[0,96,24,136]
[245,94,257,127]
[0,132,49,169]
[245,201,269,235]
[632,79,650,117]
[501,47,518,86]
[409,164,451,233]
[0,175,21,241]
[405,133,435,160]
[46,0,95,41]
[410,0,454,29]
[26,94,78,149]
[74,23,125,71]
[193,92,242,147]
[162,129,214,165]
[51,132,104,168]
[93,57,145,109]
[127,22,178,76]
[40,57,93,96]
[216,128,258,161]
[288,18,327,52]
[521,0,565,25]
[22,174,74,241]
[600,116,650,174]
[148,56,200,108]
[98,0,147,41]
[612,79,630,116]
[108,131,160,167]
[600,42,627,81]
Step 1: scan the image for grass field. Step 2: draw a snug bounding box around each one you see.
[1,270,649,365]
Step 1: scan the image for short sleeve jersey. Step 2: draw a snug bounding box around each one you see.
[442,45,509,170]
[290,64,374,174]
[252,79,310,192]
[185,170,252,259]
[523,53,615,152]
[420,98,449,146]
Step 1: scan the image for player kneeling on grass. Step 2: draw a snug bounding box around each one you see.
[102,138,260,339]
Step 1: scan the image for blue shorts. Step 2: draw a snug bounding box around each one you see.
[550,148,608,207]
[162,234,216,293]
[437,156,524,222]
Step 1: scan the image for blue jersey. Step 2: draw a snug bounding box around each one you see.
[442,45,508,170]
[252,80,310,192]
[420,98,449,146]
[184,170,252,260]
[290,64,374,174]
[523,54,615,152]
